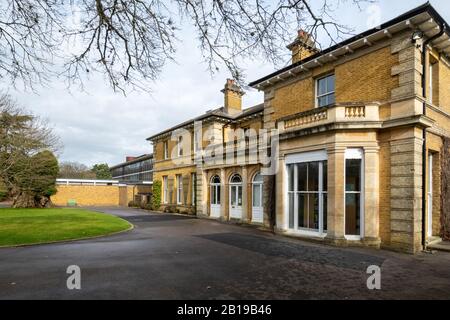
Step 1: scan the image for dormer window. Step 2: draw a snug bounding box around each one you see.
[316,74,335,108]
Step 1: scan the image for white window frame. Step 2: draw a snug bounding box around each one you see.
[429,61,434,104]
[163,141,169,160]
[315,74,335,108]
[229,174,243,208]
[427,153,433,238]
[344,148,365,240]
[284,150,328,237]
[210,175,221,205]
[176,174,183,204]
[252,173,263,208]
[194,131,199,152]
[163,176,168,204]
[177,136,183,157]
[191,173,196,205]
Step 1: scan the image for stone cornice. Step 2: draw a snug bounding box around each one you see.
[382,114,434,129]
[279,121,383,141]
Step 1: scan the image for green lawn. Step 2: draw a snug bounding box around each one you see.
[0,208,132,247]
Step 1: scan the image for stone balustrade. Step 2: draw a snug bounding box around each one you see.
[284,108,328,129]
[345,105,366,118]
[278,103,380,132]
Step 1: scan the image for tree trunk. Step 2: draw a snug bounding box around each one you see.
[12,192,36,208]
[12,192,53,208]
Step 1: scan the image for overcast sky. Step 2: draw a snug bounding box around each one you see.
[3,0,449,167]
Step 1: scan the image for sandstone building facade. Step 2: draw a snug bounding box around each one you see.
[148,3,450,253]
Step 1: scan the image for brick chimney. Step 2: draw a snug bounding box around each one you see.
[287,30,319,64]
[221,79,245,115]
[126,156,136,162]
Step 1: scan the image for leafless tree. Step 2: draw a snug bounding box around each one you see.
[58,161,97,179]
[0,0,374,93]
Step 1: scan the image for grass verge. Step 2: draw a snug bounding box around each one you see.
[0,208,132,247]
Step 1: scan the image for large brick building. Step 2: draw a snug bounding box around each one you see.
[148,79,264,215]
[148,3,450,253]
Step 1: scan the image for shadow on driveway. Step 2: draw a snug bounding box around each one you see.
[198,232,385,271]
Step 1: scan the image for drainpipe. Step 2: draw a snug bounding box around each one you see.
[421,23,446,249]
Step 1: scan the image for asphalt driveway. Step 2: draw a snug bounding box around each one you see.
[1,207,450,299]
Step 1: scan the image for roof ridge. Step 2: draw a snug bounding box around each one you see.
[249,2,447,87]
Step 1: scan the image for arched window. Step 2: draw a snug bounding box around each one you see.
[253,173,263,183]
[211,175,221,184]
[252,172,263,208]
[229,174,242,208]
[230,174,242,184]
[210,175,221,205]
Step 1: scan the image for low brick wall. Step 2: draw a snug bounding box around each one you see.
[52,185,135,207]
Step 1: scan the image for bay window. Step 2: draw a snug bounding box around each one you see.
[345,149,364,238]
[286,152,328,234]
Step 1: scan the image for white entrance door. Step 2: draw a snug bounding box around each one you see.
[252,173,263,223]
[211,205,221,218]
[210,175,221,218]
[229,174,243,219]
[427,153,433,238]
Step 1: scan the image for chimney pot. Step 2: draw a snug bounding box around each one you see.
[287,29,319,64]
[221,78,244,115]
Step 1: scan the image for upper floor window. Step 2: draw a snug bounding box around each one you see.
[316,74,335,108]
[429,57,438,105]
[194,130,200,152]
[429,62,434,104]
[177,136,183,157]
[163,140,169,159]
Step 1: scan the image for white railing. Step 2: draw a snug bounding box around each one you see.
[56,179,121,186]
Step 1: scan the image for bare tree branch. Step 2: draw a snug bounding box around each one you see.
[0,0,374,93]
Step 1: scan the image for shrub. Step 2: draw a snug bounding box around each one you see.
[128,200,139,208]
[0,191,7,202]
[151,180,162,211]
[44,186,57,198]
[163,205,179,213]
